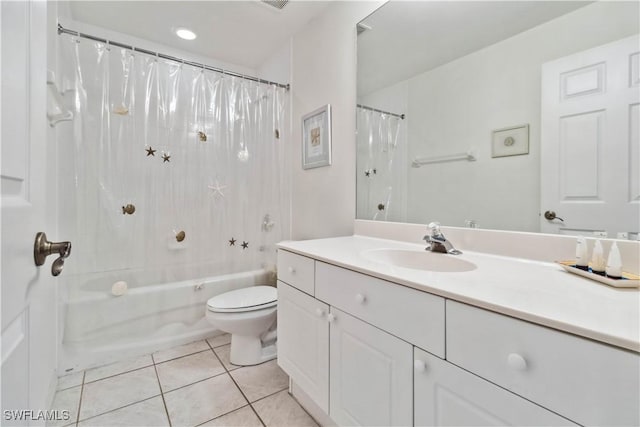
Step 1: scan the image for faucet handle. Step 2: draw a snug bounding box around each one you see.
[427,222,441,235]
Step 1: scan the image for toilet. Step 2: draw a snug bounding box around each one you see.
[205,286,277,366]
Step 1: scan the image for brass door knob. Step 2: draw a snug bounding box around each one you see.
[34,232,72,276]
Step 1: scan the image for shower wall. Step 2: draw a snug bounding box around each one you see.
[53,26,290,369]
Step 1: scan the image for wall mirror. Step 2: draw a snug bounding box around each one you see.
[356,1,640,239]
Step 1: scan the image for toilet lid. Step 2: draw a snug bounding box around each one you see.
[207,286,277,313]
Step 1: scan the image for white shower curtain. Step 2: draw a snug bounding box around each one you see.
[356,106,405,222]
[57,34,289,289]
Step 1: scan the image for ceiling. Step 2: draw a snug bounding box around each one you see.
[358,1,591,95]
[68,1,332,70]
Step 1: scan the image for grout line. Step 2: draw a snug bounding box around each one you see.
[74,395,161,425]
[208,342,260,424]
[153,363,173,427]
[153,348,214,367]
[83,362,155,385]
[286,390,322,427]
[74,371,85,426]
[193,403,253,427]
[247,386,290,406]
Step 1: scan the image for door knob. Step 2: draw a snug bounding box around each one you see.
[34,232,71,276]
[544,211,564,222]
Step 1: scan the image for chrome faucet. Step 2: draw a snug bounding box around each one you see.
[423,222,462,255]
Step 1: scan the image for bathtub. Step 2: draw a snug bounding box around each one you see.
[59,269,274,372]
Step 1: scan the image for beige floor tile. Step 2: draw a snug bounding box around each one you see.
[57,371,84,390]
[230,360,289,402]
[47,386,82,427]
[212,345,241,372]
[200,405,262,427]
[84,354,153,383]
[164,374,247,427]
[152,340,210,364]
[76,396,169,427]
[79,366,160,421]
[207,333,231,348]
[156,350,225,392]
[252,390,318,427]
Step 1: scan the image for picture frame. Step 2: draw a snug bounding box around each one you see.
[491,124,529,158]
[302,104,332,169]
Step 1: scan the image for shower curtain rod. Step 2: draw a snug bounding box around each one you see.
[357,104,405,120]
[57,23,290,90]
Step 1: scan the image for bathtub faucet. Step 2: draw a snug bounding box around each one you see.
[262,214,275,232]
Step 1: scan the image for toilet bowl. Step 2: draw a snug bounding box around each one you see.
[206,286,277,366]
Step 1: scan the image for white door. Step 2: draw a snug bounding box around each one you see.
[276,281,329,412]
[329,308,412,427]
[1,1,59,424]
[541,35,640,238]
[414,348,576,426]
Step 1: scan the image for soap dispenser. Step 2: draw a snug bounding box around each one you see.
[590,240,606,276]
[575,237,589,271]
[605,242,623,279]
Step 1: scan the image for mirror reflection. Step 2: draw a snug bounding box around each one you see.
[356,1,640,239]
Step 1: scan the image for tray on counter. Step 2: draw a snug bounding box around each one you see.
[556,260,639,288]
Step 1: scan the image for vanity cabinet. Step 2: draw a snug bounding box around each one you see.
[329,307,412,426]
[277,281,329,412]
[276,249,640,427]
[414,348,575,426]
[446,300,640,427]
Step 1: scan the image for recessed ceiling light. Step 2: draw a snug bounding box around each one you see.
[175,28,197,41]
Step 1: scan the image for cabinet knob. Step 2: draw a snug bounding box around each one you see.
[355,293,366,304]
[288,266,296,274]
[326,313,336,323]
[315,308,325,317]
[507,353,528,371]
[414,360,427,373]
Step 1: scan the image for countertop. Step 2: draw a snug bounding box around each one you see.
[278,235,640,353]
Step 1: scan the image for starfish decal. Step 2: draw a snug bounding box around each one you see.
[241,241,249,250]
[365,170,370,177]
[162,152,171,163]
[373,168,377,175]
[229,238,236,246]
[208,180,227,198]
[145,146,156,157]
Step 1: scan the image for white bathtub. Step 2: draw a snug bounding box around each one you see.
[59,269,274,372]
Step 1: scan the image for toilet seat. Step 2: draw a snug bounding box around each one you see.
[207,286,277,313]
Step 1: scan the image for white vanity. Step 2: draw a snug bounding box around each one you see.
[276,230,639,427]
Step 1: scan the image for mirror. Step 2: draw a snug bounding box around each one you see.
[356,1,640,239]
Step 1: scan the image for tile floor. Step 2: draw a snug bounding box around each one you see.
[50,335,319,427]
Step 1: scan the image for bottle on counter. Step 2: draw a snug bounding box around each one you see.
[575,236,589,271]
[590,240,606,276]
[605,242,623,279]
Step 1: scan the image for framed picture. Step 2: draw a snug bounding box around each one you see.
[302,104,332,169]
[492,124,529,158]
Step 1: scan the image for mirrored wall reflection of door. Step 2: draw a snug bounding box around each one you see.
[541,35,640,239]
[356,107,407,223]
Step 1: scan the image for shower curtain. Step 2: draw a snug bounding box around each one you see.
[356,106,405,222]
[57,34,290,290]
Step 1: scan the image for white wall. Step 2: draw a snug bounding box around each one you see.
[362,2,639,233]
[289,1,384,240]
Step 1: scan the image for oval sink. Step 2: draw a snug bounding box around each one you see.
[362,248,477,272]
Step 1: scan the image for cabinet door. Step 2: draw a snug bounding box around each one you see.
[330,308,412,426]
[277,281,329,412]
[414,348,576,427]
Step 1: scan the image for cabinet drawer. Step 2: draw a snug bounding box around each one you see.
[277,250,315,295]
[446,300,640,426]
[316,262,445,358]
[414,347,575,426]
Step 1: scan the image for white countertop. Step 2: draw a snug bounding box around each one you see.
[278,235,640,353]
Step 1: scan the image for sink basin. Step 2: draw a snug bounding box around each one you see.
[362,248,477,272]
